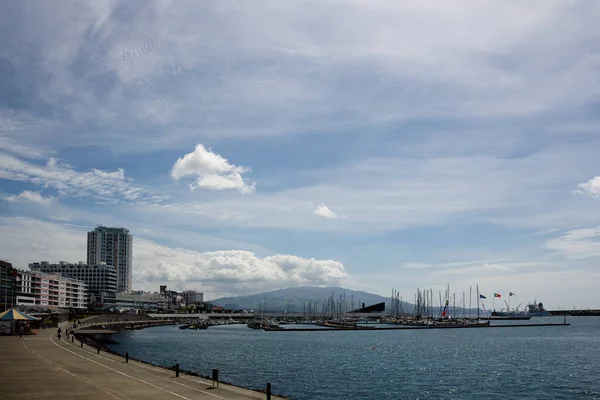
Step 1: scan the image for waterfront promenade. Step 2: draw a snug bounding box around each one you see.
[0,329,283,399]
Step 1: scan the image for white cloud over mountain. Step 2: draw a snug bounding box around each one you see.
[171,144,255,194]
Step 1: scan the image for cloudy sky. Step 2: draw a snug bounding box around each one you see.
[1,1,600,308]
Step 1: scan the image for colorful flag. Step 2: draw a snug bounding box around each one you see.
[479,294,487,299]
[509,292,515,296]
[494,293,501,298]
[441,300,449,317]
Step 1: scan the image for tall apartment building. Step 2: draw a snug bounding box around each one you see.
[87,226,133,292]
[29,261,117,309]
[15,270,88,309]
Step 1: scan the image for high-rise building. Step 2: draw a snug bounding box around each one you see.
[87,226,132,293]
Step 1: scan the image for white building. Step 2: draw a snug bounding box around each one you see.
[16,270,88,309]
[29,261,117,309]
[182,290,204,305]
[87,226,132,293]
[115,292,169,312]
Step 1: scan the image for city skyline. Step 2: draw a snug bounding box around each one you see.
[1,2,600,308]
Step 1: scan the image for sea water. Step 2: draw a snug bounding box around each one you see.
[108,317,600,399]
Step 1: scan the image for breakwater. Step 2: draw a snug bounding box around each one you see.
[266,322,570,331]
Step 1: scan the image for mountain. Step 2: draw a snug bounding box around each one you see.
[210,286,391,312]
[210,286,484,316]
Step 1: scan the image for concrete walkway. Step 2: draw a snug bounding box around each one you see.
[0,329,284,400]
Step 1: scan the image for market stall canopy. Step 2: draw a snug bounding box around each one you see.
[0,309,39,321]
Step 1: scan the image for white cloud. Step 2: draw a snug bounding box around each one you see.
[483,262,512,272]
[5,191,53,205]
[49,215,72,222]
[544,227,600,259]
[575,176,600,199]
[135,246,347,291]
[1,1,598,153]
[171,144,255,194]
[314,204,339,219]
[0,217,347,298]
[0,152,162,204]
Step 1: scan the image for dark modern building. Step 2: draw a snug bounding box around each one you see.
[0,260,18,310]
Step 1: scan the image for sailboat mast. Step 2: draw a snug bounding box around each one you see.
[469,286,472,319]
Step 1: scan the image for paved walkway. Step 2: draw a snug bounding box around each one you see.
[0,329,284,400]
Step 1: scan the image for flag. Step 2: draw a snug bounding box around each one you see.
[494,293,501,298]
[509,292,515,296]
[441,300,449,317]
[479,294,487,299]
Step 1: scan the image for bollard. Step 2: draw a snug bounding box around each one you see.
[125,352,129,363]
[212,369,219,388]
[266,382,271,400]
[80,340,83,347]
[175,363,180,378]
[97,346,100,355]
[71,335,74,342]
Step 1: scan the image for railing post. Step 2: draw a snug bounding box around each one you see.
[266,382,271,400]
[212,369,219,387]
[125,352,129,363]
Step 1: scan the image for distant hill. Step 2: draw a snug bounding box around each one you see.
[211,286,392,312]
[211,286,483,317]
[210,286,398,312]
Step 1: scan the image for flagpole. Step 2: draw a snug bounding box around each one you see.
[476,285,480,319]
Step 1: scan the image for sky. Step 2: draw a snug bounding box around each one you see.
[1,1,600,308]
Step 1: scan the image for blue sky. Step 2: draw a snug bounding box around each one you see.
[1,1,600,307]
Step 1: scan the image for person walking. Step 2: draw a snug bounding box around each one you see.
[19,325,24,337]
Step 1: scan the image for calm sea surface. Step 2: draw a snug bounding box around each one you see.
[108,317,600,399]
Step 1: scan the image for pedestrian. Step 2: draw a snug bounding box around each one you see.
[19,325,24,338]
